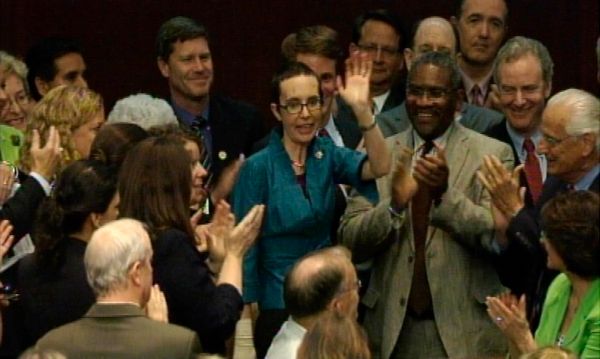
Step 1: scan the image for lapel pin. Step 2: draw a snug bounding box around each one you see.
[218,151,228,160]
[315,150,323,159]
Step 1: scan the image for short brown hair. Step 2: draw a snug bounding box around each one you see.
[541,190,600,278]
[281,25,342,62]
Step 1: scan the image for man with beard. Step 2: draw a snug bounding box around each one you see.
[452,0,508,109]
[338,52,512,358]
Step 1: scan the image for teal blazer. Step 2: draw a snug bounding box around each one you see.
[233,129,377,309]
[535,274,600,358]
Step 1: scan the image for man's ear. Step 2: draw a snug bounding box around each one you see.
[34,77,50,97]
[129,261,143,287]
[271,103,282,122]
[404,48,414,72]
[157,57,170,78]
[543,81,552,99]
[581,133,597,157]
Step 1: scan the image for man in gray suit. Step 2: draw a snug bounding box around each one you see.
[377,16,503,138]
[35,219,202,359]
[338,52,512,358]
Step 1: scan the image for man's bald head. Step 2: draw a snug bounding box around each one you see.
[405,17,457,71]
[284,246,354,319]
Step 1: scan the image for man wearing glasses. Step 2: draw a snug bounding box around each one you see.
[479,88,599,330]
[339,51,512,358]
[337,9,406,122]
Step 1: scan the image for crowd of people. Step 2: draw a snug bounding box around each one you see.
[0,0,599,358]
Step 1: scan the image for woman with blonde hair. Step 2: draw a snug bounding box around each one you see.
[20,85,104,174]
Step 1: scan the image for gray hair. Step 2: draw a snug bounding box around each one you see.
[547,88,600,152]
[84,218,152,297]
[493,36,554,86]
[408,51,461,89]
[107,93,178,130]
[0,50,30,93]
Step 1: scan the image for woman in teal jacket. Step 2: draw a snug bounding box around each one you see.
[487,191,599,358]
[233,55,390,357]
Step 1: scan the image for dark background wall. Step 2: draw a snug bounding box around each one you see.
[1,0,598,126]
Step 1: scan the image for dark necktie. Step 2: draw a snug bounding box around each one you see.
[471,85,484,106]
[523,138,543,203]
[191,116,212,169]
[408,140,435,316]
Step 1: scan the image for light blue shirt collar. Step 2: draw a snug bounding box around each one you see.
[574,164,600,190]
[171,99,210,127]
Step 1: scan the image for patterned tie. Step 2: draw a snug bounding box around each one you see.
[191,116,212,169]
[408,140,435,316]
[471,85,484,106]
[523,138,543,203]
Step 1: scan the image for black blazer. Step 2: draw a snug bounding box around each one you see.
[1,175,46,240]
[17,237,96,349]
[174,94,266,183]
[484,120,536,208]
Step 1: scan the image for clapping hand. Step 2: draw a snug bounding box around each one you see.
[413,143,449,200]
[486,293,536,353]
[145,285,168,323]
[391,147,418,209]
[478,155,525,217]
[0,220,14,263]
[30,126,62,180]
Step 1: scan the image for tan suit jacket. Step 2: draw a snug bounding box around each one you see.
[36,303,202,359]
[339,124,513,359]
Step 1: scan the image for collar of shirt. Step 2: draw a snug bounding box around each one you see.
[323,113,345,147]
[459,67,494,103]
[574,164,600,190]
[171,99,210,127]
[411,123,453,157]
[372,90,390,115]
[505,121,547,180]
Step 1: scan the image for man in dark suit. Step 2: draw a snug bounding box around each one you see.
[484,36,553,208]
[377,16,503,138]
[35,219,203,358]
[156,16,266,203]
[480,88,600,330]
[337,9,407,123]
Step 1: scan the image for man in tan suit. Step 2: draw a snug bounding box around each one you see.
[338,51,512,358]
[35,219,202,359]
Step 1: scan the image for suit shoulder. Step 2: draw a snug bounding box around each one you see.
[212,94,261,118]
[461,126,512,155]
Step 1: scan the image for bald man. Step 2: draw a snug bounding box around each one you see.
[376,16,503,138]
[266,246,360,359]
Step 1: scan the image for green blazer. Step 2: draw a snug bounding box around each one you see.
[0,124,24,164]
[535,274,600,358]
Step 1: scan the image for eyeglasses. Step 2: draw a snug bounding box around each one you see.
[358,43,399,58]
[279,96,322,114]
[337,279,362,295]
[541,133,576,147]
[406,85,453,99]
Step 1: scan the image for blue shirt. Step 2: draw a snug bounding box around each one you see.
[575,164,600,190]
[232,129,377,309]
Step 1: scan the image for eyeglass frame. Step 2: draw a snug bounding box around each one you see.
[278,96,323,114]
[406,84,456,100]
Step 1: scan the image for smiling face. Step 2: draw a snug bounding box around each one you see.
[296,53,336,125]
[271,74,321,146]
[498,53,551,135]
[72,108,105,158]
[455,0,507,66]
[2,73,33,130]
[406,63,459,140]
[158,37,213,104]
[184,139,208,207]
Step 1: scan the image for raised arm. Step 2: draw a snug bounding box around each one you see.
[337,51,390,179]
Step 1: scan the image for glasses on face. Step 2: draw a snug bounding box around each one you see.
[279,96,322,114]
[541,133,575,148]
[337,279,362,295]
[406,85,453,100]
